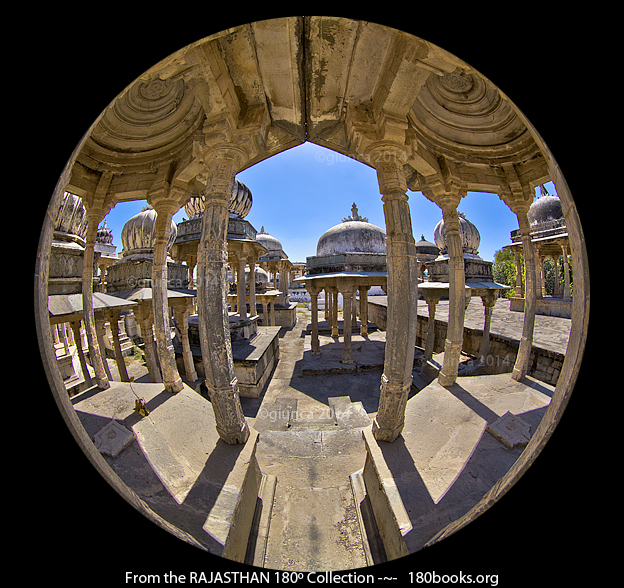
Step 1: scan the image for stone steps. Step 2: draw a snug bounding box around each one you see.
[253,395,371,432]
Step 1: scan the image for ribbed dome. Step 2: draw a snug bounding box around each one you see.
[528,194,563,226]
[256,227,283,252]
[433,212,480,258]
[120,204,177,258]
[316,205,386,256]
[184,179,252,219]
[96,219,114,245]
[54,192,88,243]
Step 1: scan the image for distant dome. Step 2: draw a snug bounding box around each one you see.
[316,204,386,256]
[528,193,563,226]
[244,265,269,284]
[120,204,177,258]
[184,179,252,219]
[256,226,283,252]
[433,212,480,258]
[414,234,439,257]
[54,192,88,243]
[96,219,114,245]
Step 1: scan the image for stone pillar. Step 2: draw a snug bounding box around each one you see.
[514,249,524,298]
[371,154,419,442]
[512,211,537,381]
[60,323,70,355]
[360,286,369,336]
[95,315,113,381]
[71,320,92,386]
[248,255,257,317]
[308,282,321,355]
[179,301,198,383]
[438,205,466,387]
[83,210,110,389]
[324,288,330,320]
[195,152,249,445]
[539,254,547,298]
[331,288,339,338]
[261,300,269,326]
[423,291,442,360]
[107,309,130,382]
[269,300,275,326]
[151,202,184,393]
[562,244,572,301]
[236,253,247,320]
[478,291,497,364]
[340,283,355,365]
[139,312,162,383]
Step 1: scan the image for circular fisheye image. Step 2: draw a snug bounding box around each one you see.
[35,15,589,579]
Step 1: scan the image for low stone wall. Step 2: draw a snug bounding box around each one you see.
[509,296,572,319]
[368,300,564,386]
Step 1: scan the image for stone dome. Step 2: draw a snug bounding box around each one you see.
[414,234,439,257]
[433,212,481,258]
[528,193,563,226]
[256,227,283,252]
[120,204,177,259]
[96,219,114,245]
[184,179,252,219]
[316,204,386,256]
[244,265,269,284]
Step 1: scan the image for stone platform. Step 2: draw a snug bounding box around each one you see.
[174,320,281,399]
[305,318,379,336]
[357,373,554,557]
[300,331,386,375]
[72,381,274,563]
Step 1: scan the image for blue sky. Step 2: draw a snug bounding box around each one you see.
[101,141,554,263]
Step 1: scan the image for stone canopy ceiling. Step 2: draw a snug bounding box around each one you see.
[69,16,549,206]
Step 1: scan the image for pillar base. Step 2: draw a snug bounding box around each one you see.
[371,417,404,443]
[164,376,184,394]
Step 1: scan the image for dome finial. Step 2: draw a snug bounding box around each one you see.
[539,184,550,197]
[342,202,368,223]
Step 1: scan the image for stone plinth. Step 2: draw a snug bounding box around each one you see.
[177,316,280,399]
[486,412,532,449]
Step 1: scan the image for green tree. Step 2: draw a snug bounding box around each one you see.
[492,248,522,299]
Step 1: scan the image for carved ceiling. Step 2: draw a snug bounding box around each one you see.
[69,17,550,206]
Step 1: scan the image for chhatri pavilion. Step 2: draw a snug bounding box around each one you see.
[297,202,388,364]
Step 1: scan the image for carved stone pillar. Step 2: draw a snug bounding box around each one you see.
[150,202,184,392]
[236,252,247,320]
[562,244,572,301]
[95,315,113,381]
[308,282,321,355]
[140,312,162,383]
[331,288,339,338]
[195,152,249,445]
[438,204,465,387]
[423,291,442,360]
[539,254,547,298]
[70,320,92,387]
[360,286,369,336]
[107,309,130,382]
[478,291,497,364]
[371,154,419,442]
[178,300,198,383]
[324,288,330,320]
[83,210,110,389]
[514,249,524,298]
[512,211,537,381]
[248,255,257,317]
[340,283,356,365]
